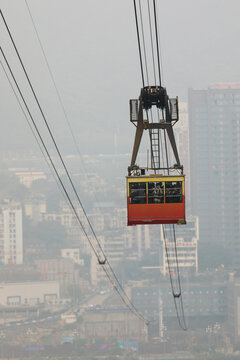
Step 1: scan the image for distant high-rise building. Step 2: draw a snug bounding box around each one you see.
[0,201,23,265]
[175,102,190,208]
[189,83,240,265]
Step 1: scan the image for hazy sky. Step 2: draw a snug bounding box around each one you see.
[0,0,240,155]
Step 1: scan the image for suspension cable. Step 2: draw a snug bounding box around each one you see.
[163,225,180,296]
[0,57,72,214]
[24,0,112,229]
[0,9,107,261]
[131,1,187,331]
[138,0,149,86]
[0,8,151,323]
[155,1,165,86]
[133,0,145,87]
[162,225,187,330]
[24,0,90,182]
[153,0,162,87]
[0,46,100,260]
[102,265,149,324]
[0,46,150,326]
[172,224,187,329]
[172,224,182,296]
[147,0,157,86]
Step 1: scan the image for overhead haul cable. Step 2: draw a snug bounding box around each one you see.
[133,0,145,87]
[138,0,149,86]
[162,226,187,331]
[0,46,149,325]
[0,10,150,325]
[0,55,72,211]
[24,0,88,181]
[24,0,115,251]
[153,0,162,87]
[0,9,106,262]
[132,0,187,330]
[0,46,100,261]
[147,0,157,85]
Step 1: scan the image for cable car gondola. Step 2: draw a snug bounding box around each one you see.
[128,0,187,330]
[127,85,186,226]
[127,175,186,225]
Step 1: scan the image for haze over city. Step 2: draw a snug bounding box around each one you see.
[0,1,239,360]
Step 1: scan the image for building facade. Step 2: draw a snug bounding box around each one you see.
[188,83,240,264]
[0,201,23,265]
[61,248,84,265]
[174,102,190,205]
[35,258,76,296]
[162,216,199,275]
[0,281,59,306]
[24,194,46,223]
[132,279,227,333]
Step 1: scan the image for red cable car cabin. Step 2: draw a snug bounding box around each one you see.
[126,175,186,226]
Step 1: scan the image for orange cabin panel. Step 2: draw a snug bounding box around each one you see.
[126,175,186,226]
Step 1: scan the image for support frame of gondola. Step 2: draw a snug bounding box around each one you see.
[128,86,183,176]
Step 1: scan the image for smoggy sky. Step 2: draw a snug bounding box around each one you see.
[0,0,240,155]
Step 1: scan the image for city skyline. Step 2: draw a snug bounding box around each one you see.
[0,0,240,357]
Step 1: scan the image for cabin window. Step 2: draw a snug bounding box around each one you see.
[148,182,164,203]
[129,182,147,204]
[165,181,182,203]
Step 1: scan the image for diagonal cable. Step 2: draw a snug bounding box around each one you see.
[153,0,162,86]
[138,0,149,86]
[0,46,150,325]
[0,16,151,322]
[0,9,106,261]
[0,46,100,260]
[0,56,73,214]
[133,0,145,87]
[162,224,187,330]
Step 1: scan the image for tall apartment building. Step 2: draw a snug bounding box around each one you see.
[175,102,190,206]
[189,83,240,264]
[0,201,23,265]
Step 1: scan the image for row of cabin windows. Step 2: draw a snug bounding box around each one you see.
[129,181,183,204]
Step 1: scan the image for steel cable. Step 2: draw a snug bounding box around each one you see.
[0,9,106,261]
[133,0,145,87]
[0,56,73,215]
[153,0,162,87]
[0,46,100,260]
[162,225,187,330]
[138,0,149,86]
[147,0,157,85]
[132,0,187,330]
[0,46,150,325]
[24,0,91,189]
[0,10,151,324]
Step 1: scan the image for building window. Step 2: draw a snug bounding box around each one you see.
[7,296,21,305]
